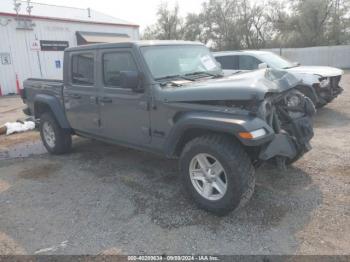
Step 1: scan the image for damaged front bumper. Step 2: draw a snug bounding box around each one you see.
[257,90,316,163]
[316,76,343,105]
[259,115,313,161]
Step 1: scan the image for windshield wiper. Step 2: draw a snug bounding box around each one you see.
[156,74,195,87]
[185,71,223,78]
[155,74,194,81]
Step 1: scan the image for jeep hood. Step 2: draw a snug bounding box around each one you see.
[159,69,300,102]
[287,66,344,78]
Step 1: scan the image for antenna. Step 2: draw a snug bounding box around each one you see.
[13,0,35,30]
[26,0,33,16]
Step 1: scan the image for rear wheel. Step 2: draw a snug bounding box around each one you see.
[179,135,255,216]
[40,112,72,155]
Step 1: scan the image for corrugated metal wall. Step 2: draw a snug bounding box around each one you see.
[264,45,350,69]
[0,15,139,95]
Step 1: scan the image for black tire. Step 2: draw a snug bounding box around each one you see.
[179,134,255,216]
[40,112,72,155]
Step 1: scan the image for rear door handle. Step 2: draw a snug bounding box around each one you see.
[90,96,98,104]
[99,97,113,103]
[70,94,81,99]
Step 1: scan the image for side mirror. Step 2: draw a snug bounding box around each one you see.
[120,71,144,92]
[258,63,268,69]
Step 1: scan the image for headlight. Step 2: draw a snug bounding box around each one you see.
[249,128,267,138]
[320,78,330,88]
[239,128,266,140]
[287,94,301,107]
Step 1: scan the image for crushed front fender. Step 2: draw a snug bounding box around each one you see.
[257,90,315,162]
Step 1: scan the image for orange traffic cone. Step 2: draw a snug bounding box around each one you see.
[16,74,22,96]
[16,74,21,95]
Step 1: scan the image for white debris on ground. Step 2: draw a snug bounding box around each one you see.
[34,240,68,254]
[2,121,35,135]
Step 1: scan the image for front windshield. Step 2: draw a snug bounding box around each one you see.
[259,53,295,69]
[141,45,222,79]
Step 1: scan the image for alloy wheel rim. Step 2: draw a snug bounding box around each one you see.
[189,153,228,201]
[42,121,55,148]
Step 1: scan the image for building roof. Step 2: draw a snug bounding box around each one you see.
[0,0,138,27]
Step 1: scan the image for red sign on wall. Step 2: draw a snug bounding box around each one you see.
[30,40,41,51]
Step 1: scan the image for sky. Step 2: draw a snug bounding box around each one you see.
[31,0,205,31]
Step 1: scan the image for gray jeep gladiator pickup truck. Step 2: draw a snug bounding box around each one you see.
[22,41,315,215]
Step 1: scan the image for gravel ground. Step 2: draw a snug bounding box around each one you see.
[0,73,349,255]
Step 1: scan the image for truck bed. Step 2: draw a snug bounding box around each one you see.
[22,78,64,117]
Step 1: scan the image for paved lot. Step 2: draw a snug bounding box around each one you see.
[0,73,349,255]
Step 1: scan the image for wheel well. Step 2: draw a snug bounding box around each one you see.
[174,129,240,157]
[295,85,318,104]
[34,102,52,119]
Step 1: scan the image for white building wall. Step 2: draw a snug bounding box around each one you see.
[0,15,139,94]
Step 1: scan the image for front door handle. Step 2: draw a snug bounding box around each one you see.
[99,97,113,103]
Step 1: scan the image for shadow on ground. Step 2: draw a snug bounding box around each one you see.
[72,139,321,224]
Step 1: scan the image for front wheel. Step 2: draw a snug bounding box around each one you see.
[40,112,72,155]
[179,135,255,216]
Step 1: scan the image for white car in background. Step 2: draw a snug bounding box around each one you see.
[214,50,344,107]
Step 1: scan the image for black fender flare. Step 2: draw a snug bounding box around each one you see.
[34,94,71,129]
[164,111,275,157]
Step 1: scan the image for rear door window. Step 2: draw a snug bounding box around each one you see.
[71,53,94,85]
[238,55,261,70]
[215,55,239,70]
